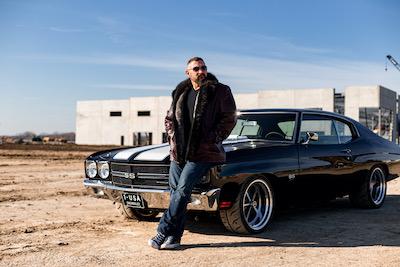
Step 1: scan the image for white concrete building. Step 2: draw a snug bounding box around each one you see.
[76,85,398,145]
[345,85,397,141]
[76,97,171,146]
[258,88,335,111]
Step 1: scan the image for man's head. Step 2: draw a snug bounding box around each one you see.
[185,57,207,85]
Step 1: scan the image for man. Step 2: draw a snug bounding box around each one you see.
[148,57,237,250]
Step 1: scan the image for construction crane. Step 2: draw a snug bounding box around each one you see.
[386,55,400,72]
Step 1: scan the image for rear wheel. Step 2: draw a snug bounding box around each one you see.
[219,176,275,234]
[349,166,387,208]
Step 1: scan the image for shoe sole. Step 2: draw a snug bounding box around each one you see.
[148,239,161,250]
[160,243,180,250]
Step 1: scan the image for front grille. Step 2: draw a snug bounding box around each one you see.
[110,163,170,188]
[110,162,211,190]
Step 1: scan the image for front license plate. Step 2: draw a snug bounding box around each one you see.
[122,193,145,209]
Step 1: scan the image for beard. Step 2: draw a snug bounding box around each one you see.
[196,73,207,85]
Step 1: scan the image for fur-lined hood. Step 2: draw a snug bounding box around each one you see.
[165,72,236,163]
[172,73,219,98]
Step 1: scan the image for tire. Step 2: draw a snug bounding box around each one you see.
[219,176,275,234]
[113,193,159,221]
[349,166,387,209]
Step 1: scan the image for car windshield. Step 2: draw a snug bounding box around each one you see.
[227,113,296,142]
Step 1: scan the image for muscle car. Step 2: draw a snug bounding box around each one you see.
[83,109,400,234]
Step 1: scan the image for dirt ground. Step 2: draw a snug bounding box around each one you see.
[1,145,400,267]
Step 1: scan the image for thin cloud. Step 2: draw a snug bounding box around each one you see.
[16,53,182,71]
[233,32,334,55]
[92,84,173,91]
[48,27,86,33]
[13,52,400,94]
[96,16,131,44]
[16,24,88,33]
[204,53,400,93]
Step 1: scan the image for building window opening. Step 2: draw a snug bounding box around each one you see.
[162,132,168,143]
[138,111,151,116]
[334,93,345,115]
[121,136,124,146]
[133,132,152,146]
[110,111,122,117]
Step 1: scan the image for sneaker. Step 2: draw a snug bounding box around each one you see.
[148,232,166,249]
[160,236,181,250]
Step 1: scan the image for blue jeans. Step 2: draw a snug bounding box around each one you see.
[157,161,213,238]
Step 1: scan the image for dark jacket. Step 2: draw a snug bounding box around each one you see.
[165,73,237,163]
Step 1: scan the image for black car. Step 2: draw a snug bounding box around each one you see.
[83,109,400,234]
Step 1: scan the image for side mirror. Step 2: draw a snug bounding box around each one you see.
[302,132,318,144]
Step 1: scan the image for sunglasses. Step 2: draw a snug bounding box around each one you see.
[189,65,207,72]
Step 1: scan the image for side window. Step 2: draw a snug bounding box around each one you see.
[277,121,295,140]
[230,119,262,139]
[300,114,339,145]
[228,113,296,141]
[334,120,354,144]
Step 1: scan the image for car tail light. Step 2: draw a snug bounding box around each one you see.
[219,201,232,209]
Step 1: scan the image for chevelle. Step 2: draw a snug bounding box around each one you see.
[84,109,400,234]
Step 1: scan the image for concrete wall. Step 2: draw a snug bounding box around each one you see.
[344,86,380,121]
[380,86,397,112]
[344,85,397,142]
[258,88,335,111]
[344,85,397,120]
[234,93,258,109]
[76,100,129,145]
[128,96,171,145]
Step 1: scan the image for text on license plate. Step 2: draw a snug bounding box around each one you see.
[122,193,144,209]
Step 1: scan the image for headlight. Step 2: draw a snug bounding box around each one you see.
[86,160,97,178]
[97,161,110,179]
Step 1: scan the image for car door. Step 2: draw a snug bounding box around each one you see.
[296,113,357,199]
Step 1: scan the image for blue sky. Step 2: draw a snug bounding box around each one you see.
[0,0,399,135]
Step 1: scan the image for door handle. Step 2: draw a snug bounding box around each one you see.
[340,149,352,154]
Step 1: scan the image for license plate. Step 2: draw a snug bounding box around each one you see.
[122,193,145,209]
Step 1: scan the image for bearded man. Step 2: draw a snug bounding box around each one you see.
[148,57,237,250]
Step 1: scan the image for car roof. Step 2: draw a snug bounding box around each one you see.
[238,108,348,118]
[238,108,351,120]
[238,108,362,137]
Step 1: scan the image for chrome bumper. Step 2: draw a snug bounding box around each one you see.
[83,179,220,211]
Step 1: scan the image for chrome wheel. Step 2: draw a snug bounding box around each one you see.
[242,179,274,231]
[369,168,386,205]
[350,166,387,209]
[219,176,275,234]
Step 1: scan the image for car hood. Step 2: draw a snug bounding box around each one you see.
[105,139,289,163]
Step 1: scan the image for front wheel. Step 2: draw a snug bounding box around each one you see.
[112,192,159,220]
[219,176,275,234]
[115,200,159,220]
[349,166,387,208]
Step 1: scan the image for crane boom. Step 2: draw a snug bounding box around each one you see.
[386,55,400,72]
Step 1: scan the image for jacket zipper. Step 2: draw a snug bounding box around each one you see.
[184,90,200,161]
